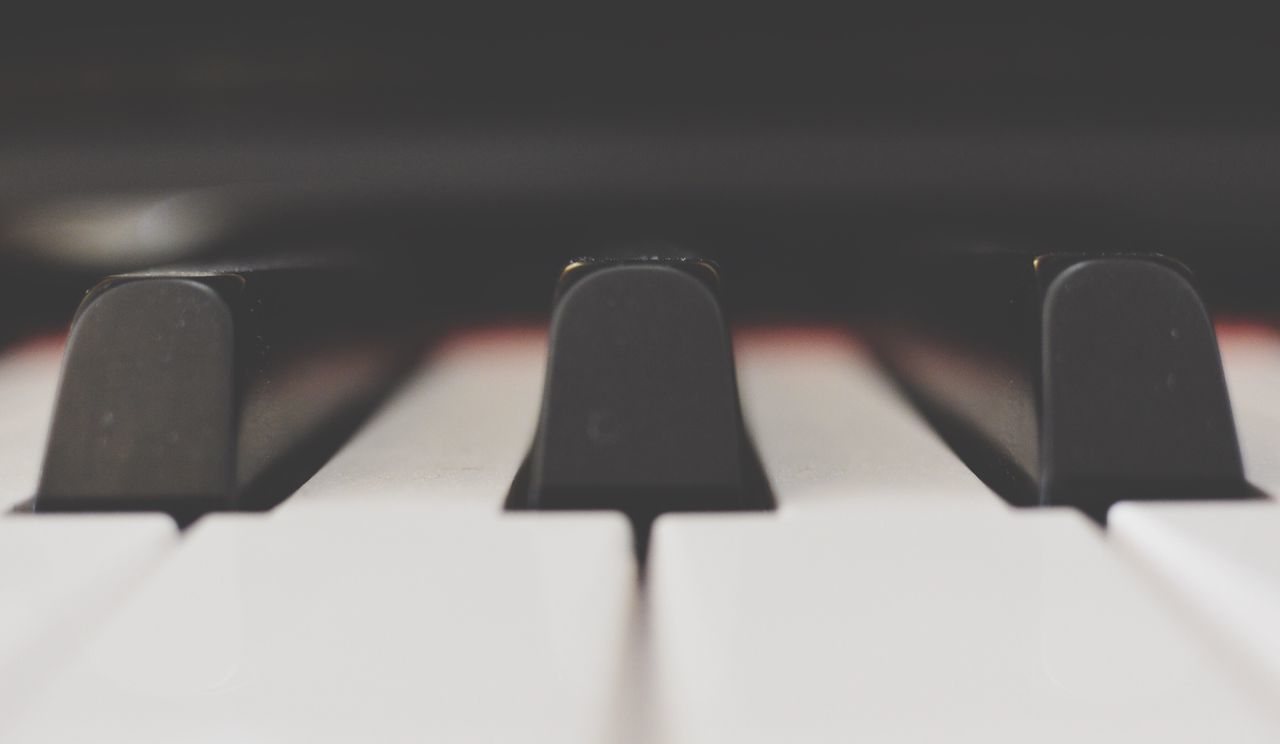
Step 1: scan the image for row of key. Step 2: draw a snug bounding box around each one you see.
[3,253,1280,741]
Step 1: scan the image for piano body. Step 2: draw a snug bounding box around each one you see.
[5,18,1280,742]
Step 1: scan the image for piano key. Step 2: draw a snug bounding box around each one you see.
[1103,326,1280,695]
[734,327,996,509]
[509,258,771,520]
[285,328,547,510]
[1217,324,1280,495]
[0,515,176,729]
[9,505,635,743]
[1109,501,1280,697]
[34,261,418,521]
[874,252,1247,519]
[651,504,1280,743]
[0,337,64,511]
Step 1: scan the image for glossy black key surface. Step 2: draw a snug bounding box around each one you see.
[34,261,419,522]
[874,253,1248,521]
[509,258,771,537]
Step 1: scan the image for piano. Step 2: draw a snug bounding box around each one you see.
[6,18,1280,742]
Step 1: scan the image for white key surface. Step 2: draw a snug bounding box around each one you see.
[287,329,545,510]
[1218,325,1280,496]
[735,329,995,509]
[11,505,635,743]
[651,503,1279,743]
[0,515,176,727]
[0,337,64,511]
[1110,500,1280,697]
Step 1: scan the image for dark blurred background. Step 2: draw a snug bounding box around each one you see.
[4,16,1280,326]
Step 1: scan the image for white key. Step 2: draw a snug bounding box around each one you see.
[0,515,176,726]
[735,329,995,509]
[286,329,545,511]
[1218,325,1280,495]
[11,505,635,743]
[0,337,64,511]
[651,504,1279,743]
[1106,327,1280,693]
[1110,500,1280,698]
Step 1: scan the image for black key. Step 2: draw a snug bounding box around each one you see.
[508,258,771,538]
[33,260,420,522]
[873,252,1248,521]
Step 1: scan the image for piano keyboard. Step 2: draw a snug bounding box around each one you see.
[9,15,1280,741]
[4,275,1280,742]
